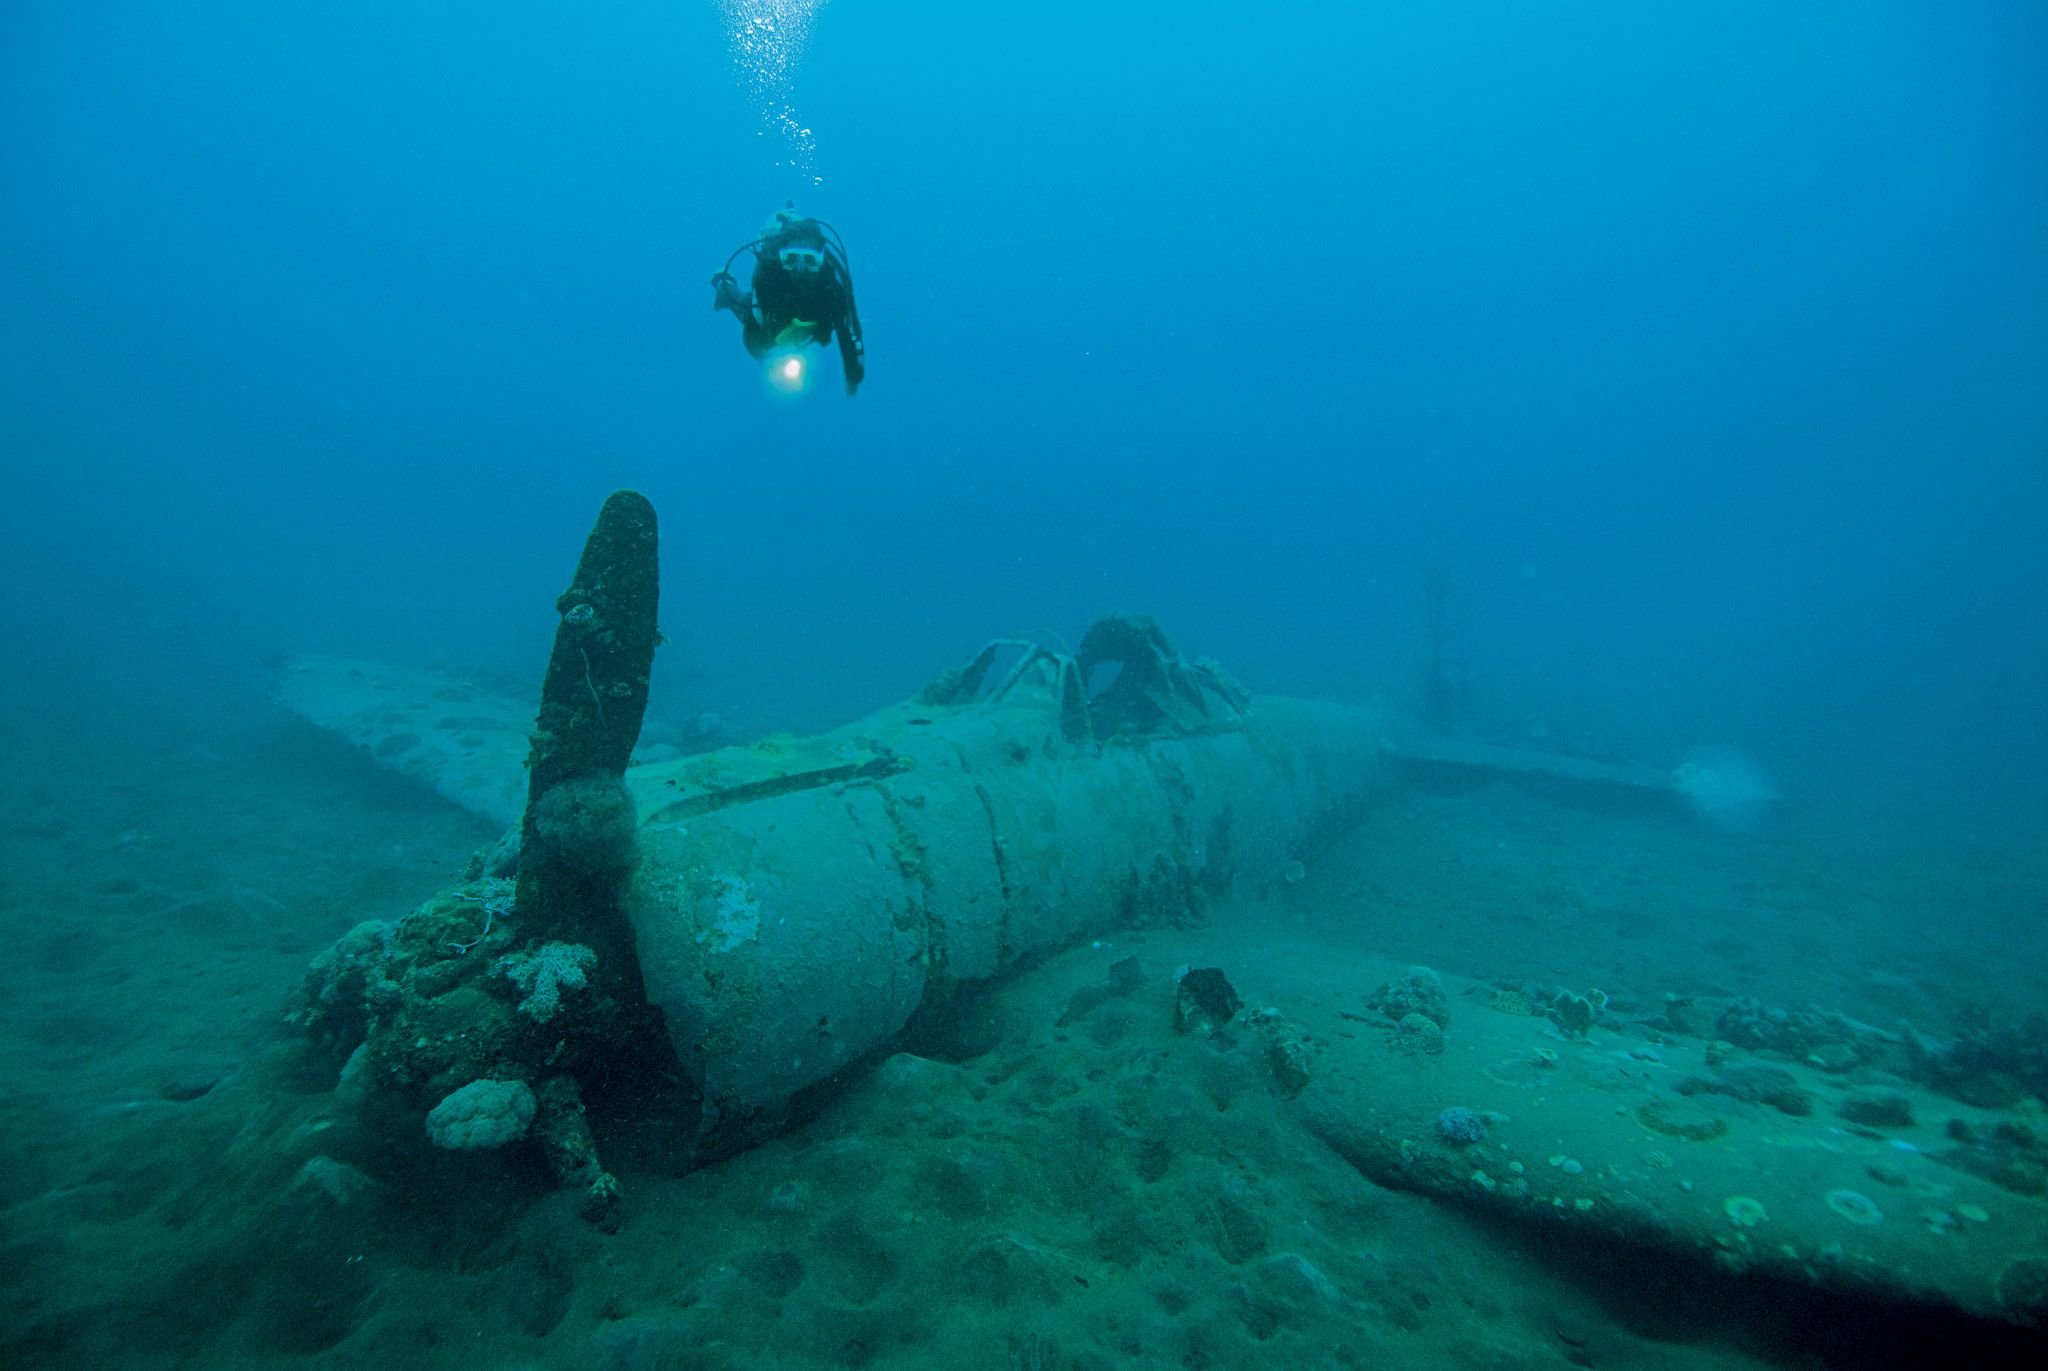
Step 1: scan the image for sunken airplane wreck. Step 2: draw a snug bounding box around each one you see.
[286,491,1403,1223]
[283,494,2048,1329]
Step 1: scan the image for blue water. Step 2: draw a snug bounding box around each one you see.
[3,4,2046,1365]
[6,0,2041,772]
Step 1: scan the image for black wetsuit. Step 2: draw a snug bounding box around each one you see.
[744,226,865,394]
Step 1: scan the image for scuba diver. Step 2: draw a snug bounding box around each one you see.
[712,204,865,395]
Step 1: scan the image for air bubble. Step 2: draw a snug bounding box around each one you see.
[721,2,827,173]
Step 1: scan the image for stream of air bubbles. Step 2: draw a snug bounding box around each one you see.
[720,1,829,183]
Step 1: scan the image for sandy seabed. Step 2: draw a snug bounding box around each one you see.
[3,679,2044,1369]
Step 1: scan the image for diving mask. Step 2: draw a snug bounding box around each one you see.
[777,244,826,274]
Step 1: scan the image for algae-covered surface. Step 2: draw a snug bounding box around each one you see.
[4,683,2046,1369]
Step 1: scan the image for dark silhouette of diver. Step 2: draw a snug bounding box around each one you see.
[712,204,865,395]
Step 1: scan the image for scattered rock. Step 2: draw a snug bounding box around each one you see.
[1714,997,1866,1071]
[1435,1107,1488,1146]
[1837,1092,1916,1129]
[1806,1042,1860,1074]
[1637,1096,1731,1142]
[1486,985,1534,1016]
[1546,988,1607,1038]
[1394,1013,1445,1056]
[1367,969,1448,1029]
[1938,1119,2048,1197]
[1655,993,1705,1036]
[1677,1065,1813,1117]
[1904,1010,2048,1110]
[1174,967,1241,1036]
[1250,1009,1313,1096]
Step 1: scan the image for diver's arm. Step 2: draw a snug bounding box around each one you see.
[711,271,754,321]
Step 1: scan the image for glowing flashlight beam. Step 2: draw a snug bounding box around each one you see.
[765,349,809,394]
